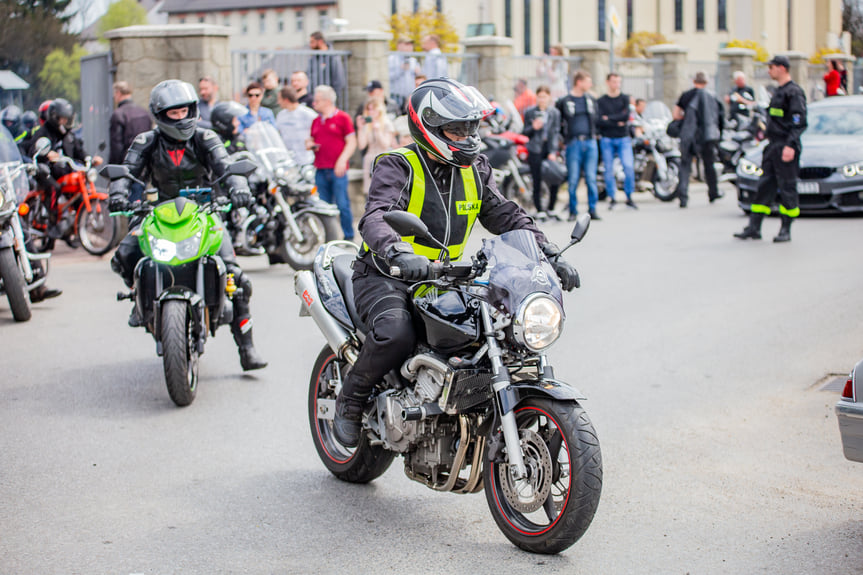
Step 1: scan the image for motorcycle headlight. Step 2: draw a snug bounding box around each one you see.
[149,234,202,263]
[739,158,763,177]
[87,168,98,183]
[301,164,316,183]
[841,161,863,178]
[512,294,563,352]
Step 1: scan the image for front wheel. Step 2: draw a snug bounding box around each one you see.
[276,212,341,271]
[652,157,681,202]
[161,300,199,407]
[0,247,31,322]
[308,345,394,482]
[483,398,602,554]
[78,199,118,255]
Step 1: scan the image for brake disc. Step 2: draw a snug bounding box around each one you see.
[498,429,553,514]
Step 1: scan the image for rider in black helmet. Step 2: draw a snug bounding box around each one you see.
[107,79,267,371]
[210,101,249,154]
[332,78,580,447]
[0,105,23,140]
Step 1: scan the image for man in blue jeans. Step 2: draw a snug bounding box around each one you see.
[597,73,637,210]
[307,85,357,239]
[556,70,600,221]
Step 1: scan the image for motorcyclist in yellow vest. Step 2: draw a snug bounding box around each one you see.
[333,78,580,447]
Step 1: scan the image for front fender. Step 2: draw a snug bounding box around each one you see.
[158,286,202,306]
[504,378,587,413]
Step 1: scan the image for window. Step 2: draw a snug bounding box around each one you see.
[523,0,531,55]
[597,0,606,42]
[717,0,727,31]
[319,9,329,31]
[391,0,397,15]
[240,14,248,35]
[259,12,266,34]
[627,0,633,38]
[436,0,443,11]
[674,0,683,32]
[296,11,304,33]
[696,0,704,31]
[504,0,512,38]
[223,15,230,27]
[277,13,284,33]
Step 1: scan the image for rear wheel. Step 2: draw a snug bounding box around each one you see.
[161,300,199,407]
[0,247,31,322]
[483,398,602,554]
[277,212,341,271]
[308,345,394,482]
[78,199,118,255]
[652,157,680,202]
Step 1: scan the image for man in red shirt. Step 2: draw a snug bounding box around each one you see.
[306,84,357,240]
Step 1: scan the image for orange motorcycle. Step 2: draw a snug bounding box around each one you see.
[21,146,118,256]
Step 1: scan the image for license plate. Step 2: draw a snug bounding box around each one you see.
[797,181,820,194]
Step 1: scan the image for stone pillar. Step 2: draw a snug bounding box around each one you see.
[564,41,610,94]
[718,47,756,84]
[330,30,391,114]
[648,44,689,109]
[462,36,515,102]
[779,51,809,91]
[105,25,231,109]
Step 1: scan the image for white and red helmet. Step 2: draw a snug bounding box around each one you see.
[407,78,493,168]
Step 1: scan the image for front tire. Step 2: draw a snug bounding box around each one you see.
[308,345,394,482]
[276,212,341,271]
[78,199,118,256]
[483,398,602,554]
[652,157,681,202]
[0,247,31,322]
[161,300,199,407]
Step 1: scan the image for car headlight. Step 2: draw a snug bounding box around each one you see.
[512,294,563,352]
[148,234,202,263]
[739,158,763,177]
[841,162,863,178]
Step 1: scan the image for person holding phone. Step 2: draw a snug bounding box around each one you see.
[357,98,396,195]
[522,85,561,220]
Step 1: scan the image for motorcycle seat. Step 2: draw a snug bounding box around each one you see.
[332,254,369,335]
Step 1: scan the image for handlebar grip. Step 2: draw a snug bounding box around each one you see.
[389,266,401,278]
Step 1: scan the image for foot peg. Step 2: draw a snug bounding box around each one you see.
[117,290,134,301]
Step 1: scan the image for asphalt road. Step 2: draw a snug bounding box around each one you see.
[2,186,863,574]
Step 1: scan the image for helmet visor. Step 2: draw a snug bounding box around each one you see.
[441,119,480,137]
[422,84,492,127]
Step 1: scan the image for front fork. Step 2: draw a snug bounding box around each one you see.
[480,301,528,480]
[10,213,48,284]
[271,189,305,242]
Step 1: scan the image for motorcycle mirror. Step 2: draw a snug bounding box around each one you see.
[383,211,431,240]
[98,141,107,152]
[99,164,131,181]
[570,213,591,243]
[228,159,257,177]
[34,137,52,157]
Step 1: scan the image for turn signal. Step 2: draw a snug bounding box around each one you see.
[226,274,237,298]
[310,186,317,195]
[842,378,854,400]
[17,203,29,216]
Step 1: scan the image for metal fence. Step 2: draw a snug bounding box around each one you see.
[615,57,663,102]
[386,51,479,109]
[232,49,350,108]
[682,60,731,102]
[510,55,583,100]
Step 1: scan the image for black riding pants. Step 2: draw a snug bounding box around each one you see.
[677,140,719,202]
[340,259,416,400]
[527,144,559,213]
[752,141,801,217]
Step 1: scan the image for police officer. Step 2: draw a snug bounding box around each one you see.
[108,80,267,371]
[332,78,580,447]
[734,55,807,243]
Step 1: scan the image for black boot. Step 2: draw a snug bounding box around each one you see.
[231,317,267,371]
[733,212,764,240]
[333,372,373,447]
[29,285,62,303]
[773,215,792,243]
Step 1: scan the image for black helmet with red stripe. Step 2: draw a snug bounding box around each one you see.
[407,78,493,168]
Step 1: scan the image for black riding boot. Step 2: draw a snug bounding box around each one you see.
[733,212,764,240]
[773,215,792,243]
[334,371,375,447]
[230,292,267,371]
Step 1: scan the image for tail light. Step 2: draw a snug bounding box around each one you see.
[842,378,854,400]
[17,203,29,216]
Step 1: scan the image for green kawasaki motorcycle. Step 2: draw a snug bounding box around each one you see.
[101,161,255,406]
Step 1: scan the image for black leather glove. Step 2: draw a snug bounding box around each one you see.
[551,259,580,291]
[385,242,429,281]
[108,194,128,213]
[230,188,253,209]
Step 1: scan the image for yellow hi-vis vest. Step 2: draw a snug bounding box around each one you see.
[373,147,482,261]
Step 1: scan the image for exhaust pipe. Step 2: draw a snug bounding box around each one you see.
[294,270,358,364]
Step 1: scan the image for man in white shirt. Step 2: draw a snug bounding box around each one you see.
[276,86,317,165]
[388,38,418,111]
[421,35,448,80]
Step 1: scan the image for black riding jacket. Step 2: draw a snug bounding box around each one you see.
[23,122,88,180]
[766,80,807,150]
[109,127,248,202]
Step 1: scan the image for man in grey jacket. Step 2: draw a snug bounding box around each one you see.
[523,85,562,219]
[674,72,724,207]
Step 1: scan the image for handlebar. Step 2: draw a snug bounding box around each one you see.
[389,259,480,282]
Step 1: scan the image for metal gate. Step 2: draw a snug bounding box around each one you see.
[80,52,114,157]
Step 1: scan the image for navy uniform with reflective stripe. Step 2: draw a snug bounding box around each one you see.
[752,80,808,218]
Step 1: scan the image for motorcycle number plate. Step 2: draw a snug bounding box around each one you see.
[797,181,820,194]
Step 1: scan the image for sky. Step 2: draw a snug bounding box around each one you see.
[65,0,111,33]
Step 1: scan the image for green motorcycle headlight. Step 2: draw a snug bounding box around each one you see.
[149,234,202,263]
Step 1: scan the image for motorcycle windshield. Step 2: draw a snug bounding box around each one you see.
[480,229,564,316]
[643,101,672,123]
[0,125,28,203]
[242,122,294,177]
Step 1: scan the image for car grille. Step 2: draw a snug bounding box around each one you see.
[799,167,834,180]
[839,193,863,207]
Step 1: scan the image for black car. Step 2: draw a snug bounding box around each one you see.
[735,95,863,214]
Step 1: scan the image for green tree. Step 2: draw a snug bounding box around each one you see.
[386,8,459,52]
[38,45,88,106]
[843,0,863,57]
[98,0,148,43]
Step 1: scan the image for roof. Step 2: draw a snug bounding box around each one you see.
[160,0,334,13]
[0,71,29,91]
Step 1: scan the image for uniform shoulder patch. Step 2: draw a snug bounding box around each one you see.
[134,132,149,145]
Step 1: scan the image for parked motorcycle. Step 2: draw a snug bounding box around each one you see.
[295,211,602,554]
[101,159,256,407]
[21,137,117,255]
[228,122,340,270]
[0,139,51,322]
[716,109,766,184]
[480,132,548,212]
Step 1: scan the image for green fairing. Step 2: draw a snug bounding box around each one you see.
[138,198,224,265]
